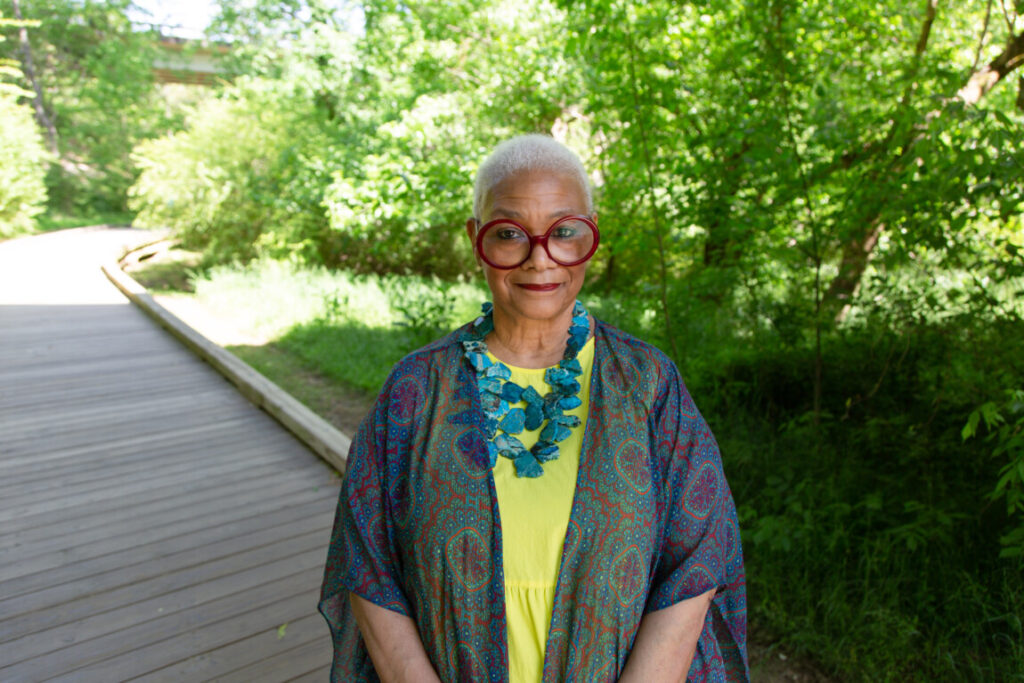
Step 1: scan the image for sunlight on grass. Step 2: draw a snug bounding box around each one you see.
[185,258,489,389]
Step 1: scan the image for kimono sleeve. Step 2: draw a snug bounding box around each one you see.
[644,362,748,676]
[319,377,413,641]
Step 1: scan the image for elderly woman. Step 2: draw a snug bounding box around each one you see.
[319,134,747,682]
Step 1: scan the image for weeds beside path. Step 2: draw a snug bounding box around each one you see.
[123,242,376,436]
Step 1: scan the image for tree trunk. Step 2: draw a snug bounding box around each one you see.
[826,219,883,321]
[703,140,752,267]
[11,0,59,156]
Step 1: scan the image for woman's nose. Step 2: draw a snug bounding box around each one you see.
[522,237,556,270]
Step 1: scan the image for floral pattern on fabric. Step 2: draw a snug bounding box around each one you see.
[318,319,749,682]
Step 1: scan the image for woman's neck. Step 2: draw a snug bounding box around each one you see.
[486,307,587,369]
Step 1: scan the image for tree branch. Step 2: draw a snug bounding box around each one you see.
[959,29,1024,104]
[971,0,995,73]
[623,17,679,360]
[998,0,1017,34]
[895,0,939,121]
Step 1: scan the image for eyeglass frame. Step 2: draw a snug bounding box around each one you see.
[473,214,600,270]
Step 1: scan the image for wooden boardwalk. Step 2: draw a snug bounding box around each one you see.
[0,228,339,681]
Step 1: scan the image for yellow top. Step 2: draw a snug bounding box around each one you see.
[488,337,595,683]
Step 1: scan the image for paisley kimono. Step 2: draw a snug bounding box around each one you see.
[319,319,748,682]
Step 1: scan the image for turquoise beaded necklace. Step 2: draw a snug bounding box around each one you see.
[462,300,590,478]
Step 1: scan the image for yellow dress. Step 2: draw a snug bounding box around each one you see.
[488,338,595,683]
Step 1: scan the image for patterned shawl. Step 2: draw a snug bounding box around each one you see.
[319,318,748,682]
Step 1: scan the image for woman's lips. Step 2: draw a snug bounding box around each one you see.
[517,283,560,291]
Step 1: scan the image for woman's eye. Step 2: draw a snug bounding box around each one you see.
[497,228,524,240]
[553,227,578,239]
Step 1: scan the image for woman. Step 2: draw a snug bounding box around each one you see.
[319,134,747,682]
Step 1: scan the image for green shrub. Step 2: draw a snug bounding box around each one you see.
[0,94,48,237]
[321,92,486,278]
[964,388,1024,561]
[686,318,1024,678]
[129,77,336,265]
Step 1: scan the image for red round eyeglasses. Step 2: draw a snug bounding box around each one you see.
[474,215,600,270]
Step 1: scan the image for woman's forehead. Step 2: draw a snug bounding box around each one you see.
[482,170,587,219]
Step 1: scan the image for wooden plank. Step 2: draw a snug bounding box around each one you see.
[0,495,336,615]
[0,454,331,547]
[0,469,332,571]
[1,403,255,457]
[0,372,215,412]
[0,321,155,346]
[0,469,332,584]
[0,472,331,581]
[3,573,322,681]
[287,663,334,682]
[1,416,256,474]
[0,350,194,379]
[0,439,304,528]
[0,348,189,377]
[1,372,200,398]
[0,414,257,481]
[0,545,329,666]
[130,613,328,682]
[0,419,281,497]
[0,400,248,454]
[0,352,197,385]
[0,446,316,527]
[212,622,332,683]
[0,321,151,342]
[0,412,304,488]
[0,429,307,511]
[0,387,240,435]
[0,327,170,359]
[0,523,330,637]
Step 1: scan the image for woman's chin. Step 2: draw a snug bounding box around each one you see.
[498,288,576,322]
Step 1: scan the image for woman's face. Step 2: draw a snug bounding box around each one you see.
[465,170,592,327]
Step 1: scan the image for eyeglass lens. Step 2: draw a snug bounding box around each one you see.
[480,219,596,267]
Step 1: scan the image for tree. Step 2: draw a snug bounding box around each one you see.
[557,0,1023,329]
[0,0,169,213]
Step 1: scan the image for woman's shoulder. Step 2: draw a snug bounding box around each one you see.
[591,317,690,417]
[593,318,679,378]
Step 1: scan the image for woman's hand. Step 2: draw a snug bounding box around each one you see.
[618,588,716,683]
[349,592,442,683]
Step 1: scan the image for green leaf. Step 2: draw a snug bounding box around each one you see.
[962,409,980,441]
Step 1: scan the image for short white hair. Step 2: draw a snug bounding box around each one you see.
[472,134,593,219]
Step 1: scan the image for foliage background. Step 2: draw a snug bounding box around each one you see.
[0,81,49,237]
[0,11,49,236]
[4,0,1024,679]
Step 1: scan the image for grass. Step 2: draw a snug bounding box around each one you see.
[183,259,487,393]
[35,209,136,232]
[228,342,376,437]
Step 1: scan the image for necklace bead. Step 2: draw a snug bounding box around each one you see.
[462,300,589,478]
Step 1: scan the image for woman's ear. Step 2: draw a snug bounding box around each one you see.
[465,218,482,266]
